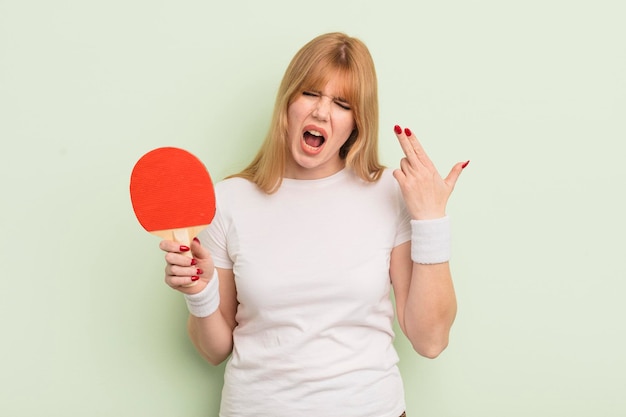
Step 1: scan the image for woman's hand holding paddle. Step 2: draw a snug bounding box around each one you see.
[160,237,216,295]
[129,146,217,292]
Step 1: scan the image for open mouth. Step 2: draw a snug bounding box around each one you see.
[303,129,326,149]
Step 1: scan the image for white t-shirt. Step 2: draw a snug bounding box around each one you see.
[199,168,411,417]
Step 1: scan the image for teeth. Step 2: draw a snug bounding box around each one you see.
[307,130,323,137]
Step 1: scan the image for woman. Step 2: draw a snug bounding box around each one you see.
[160,32,468,417]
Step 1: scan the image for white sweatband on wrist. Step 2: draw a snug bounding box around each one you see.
[184,269,220,318]
[410,216,451,264]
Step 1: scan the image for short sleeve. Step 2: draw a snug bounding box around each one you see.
[197,188,234,269]
[392,175,411,247]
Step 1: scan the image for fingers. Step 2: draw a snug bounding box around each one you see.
[393,125,435,170]
[444,160,470,189]
[159,237,210,264]
[159,239,192,254]
[392,123,470,219]
[190,236,211,260]
[393,125,419,167]
[160,237,214,290]
[164,252,201,287]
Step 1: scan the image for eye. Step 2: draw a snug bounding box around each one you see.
[302,91,320,98]
[334,100,351,111]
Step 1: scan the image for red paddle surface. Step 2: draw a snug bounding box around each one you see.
[130,147,215,236]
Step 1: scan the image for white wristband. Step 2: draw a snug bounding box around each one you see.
[410,216,451,264]
[184,269,220,318]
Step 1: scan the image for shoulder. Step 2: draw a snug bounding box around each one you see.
[371,168,407,213]
[367,168,401,193]
[378,167,397,184]
[214,176,262,197]
[212,177,269,215]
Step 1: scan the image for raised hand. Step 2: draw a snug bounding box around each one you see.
[392,125,469,220]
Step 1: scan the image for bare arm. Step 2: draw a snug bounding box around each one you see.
[187,267,238,365]
[390,125,467,358]
[161,238,238,365]
[390,242,456,358]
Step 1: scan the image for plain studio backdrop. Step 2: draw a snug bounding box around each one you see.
[1,0,624,415]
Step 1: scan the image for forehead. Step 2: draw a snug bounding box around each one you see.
[301,66,356,101]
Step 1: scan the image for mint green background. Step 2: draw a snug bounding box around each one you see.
[1,0,625,415]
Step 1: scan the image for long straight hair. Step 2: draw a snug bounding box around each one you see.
[230,32,383,193]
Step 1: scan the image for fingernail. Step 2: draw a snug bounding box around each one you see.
[190,258,197,266]
[193,237,200,244]
[196,268,203,275]
[462,160,470,169]
[191,276,200,282]
[180,245,190,252]
[394,125,402,134]
[404,127,412,137]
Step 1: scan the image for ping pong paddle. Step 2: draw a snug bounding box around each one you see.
[130,146,216,258]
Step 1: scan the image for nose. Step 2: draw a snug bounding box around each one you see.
[312,96,331,121]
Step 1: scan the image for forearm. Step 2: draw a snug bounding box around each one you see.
[402,262,457,358]
[184,267,238,366]
[187,311,234,365]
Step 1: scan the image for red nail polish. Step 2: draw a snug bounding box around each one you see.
[404,128,412,137]
[190,258,197,266]
[191,276,200,282]
[394,125,402,134]
[180,245,190,252]
[462,160,470,169]
[197,268,203,275]
[193,237,200,244]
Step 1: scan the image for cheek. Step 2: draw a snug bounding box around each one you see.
[286,107,301,138]
[288,98,310,119]
[339,115,356,136]
[286,106,296,126]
